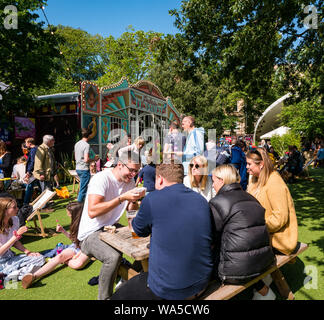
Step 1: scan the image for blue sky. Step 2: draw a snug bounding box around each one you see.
[36,0,183,38]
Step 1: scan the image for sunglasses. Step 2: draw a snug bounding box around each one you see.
[189,163,201,169]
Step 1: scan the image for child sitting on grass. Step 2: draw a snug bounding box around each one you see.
[22,201,90,289]
[0,197,44,284]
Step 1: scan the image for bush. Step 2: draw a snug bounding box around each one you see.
[270,132,301,157]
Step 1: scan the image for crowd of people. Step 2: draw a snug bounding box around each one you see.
[0,117,322,300]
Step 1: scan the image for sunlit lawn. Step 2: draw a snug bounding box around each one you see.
[1,168,323,300]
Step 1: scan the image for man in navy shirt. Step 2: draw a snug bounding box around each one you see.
[23,137,38,205]
[111,163,214,300]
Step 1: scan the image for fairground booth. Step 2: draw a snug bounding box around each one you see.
[80,77,181,159]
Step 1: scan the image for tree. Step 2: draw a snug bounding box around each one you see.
[271,132,302,157]
[157,0,323,134]
[32,25,109,95]
[0,0,63,118]
[280,95,324,140]
[96,26,163,86]
[149,60,246,134]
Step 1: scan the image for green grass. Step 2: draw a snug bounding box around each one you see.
[1,168,324,300]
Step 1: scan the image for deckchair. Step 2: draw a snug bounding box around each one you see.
[68,170,80,194]
[24,189,57,238]
[58,163,79,194]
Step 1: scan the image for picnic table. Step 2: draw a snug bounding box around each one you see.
[100,226,150,279]
[100,226,308,300]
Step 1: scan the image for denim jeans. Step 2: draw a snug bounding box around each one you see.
[24,180,39,205]
[76,170,91,203]
[80,229,122,300]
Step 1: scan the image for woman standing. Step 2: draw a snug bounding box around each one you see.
[246,147,298,299]
[183,155,216,201]
[118,136,145,165]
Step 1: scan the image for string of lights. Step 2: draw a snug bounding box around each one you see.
[38,1,78,85]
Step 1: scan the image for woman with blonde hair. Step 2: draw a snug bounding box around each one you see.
[246,147,298,299]
[209,164,275,298]
[118,136,145,165]
[183,155,216,201]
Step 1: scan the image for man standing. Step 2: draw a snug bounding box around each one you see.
[23,137,38,205]
[74,128,91,203]
[110,163,214,300]
[33,135,56,212]
[77,151,145,300]
[181,116,205,175]
[33,135,55,191]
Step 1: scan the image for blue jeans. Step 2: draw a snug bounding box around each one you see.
[24,180,39,205]
[76,170,91,202]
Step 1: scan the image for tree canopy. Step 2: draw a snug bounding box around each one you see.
[1,0,322,141]
[34,25,109,95]
[155,0,323,136]
[0,0,62,118]
[96,26,162,86]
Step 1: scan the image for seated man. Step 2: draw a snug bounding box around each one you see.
[111,163,214,300]
[77,151,145,300]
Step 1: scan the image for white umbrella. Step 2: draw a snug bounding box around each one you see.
[260,126,290,139]
[0,82,9,101]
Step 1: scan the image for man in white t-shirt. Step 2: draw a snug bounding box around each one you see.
[74,128,92,202]
[77,151,144,300]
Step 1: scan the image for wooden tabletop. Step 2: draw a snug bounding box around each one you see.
[100,226,150,261]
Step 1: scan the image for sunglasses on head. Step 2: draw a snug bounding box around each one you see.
[189,163,201,169]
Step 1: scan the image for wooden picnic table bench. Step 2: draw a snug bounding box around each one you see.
[200,242,308,300]
[100,227,308,300]
[100,226,150,280]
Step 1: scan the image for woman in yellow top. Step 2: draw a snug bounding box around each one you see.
[246,147,298,299]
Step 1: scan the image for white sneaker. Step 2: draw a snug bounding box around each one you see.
[262,274,273,287]
[115,278,125,291]
[252,287,276,300]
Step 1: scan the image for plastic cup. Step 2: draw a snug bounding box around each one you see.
[135,187,147,197]
[126,210,139,238]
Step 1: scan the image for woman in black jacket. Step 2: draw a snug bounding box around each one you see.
[209,164,275,298]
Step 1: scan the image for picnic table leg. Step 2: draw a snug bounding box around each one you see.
[271,269,295,300]
[141,259,149,272]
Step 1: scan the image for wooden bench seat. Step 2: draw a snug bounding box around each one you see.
[201,242,308,300]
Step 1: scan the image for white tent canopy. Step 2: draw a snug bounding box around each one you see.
[260,126,290,139]
[0,82,9,101]
[253,93,292,142]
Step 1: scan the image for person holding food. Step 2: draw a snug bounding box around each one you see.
[77,151,145,300]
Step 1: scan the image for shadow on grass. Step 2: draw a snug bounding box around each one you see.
[289,168,324,248]
[305,235,324,276]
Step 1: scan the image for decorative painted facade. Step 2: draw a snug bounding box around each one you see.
[81,77,180,158]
